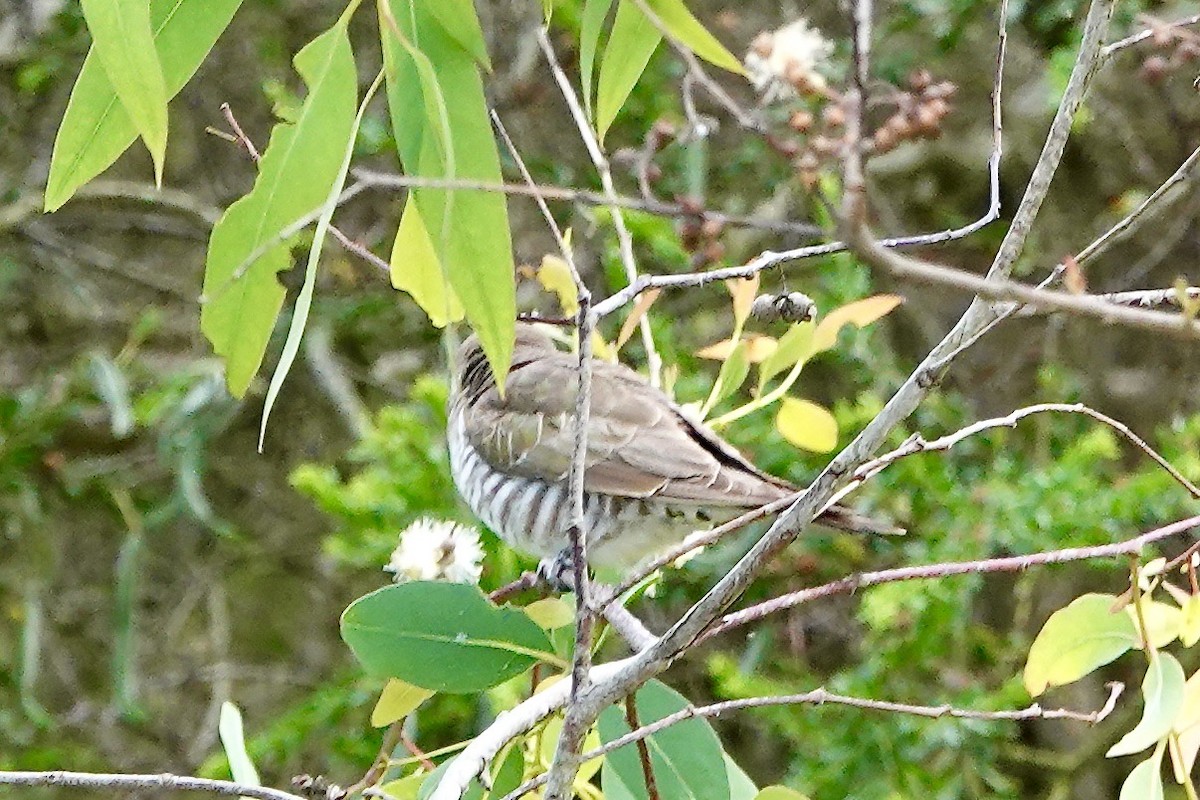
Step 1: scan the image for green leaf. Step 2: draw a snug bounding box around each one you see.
[258,67,379,450]
[77,0,169,184]
[643,0,744,74]
[776,397,838,453]
[1120,751,1165,800]
[218,702,261,796]
[1172,670,1200,781]
[702,341,750,417]
[1108,653,1186,758]
[199,22,357,398]
[371,677,435,727]
[390,198,464,327]
[524,597,576,630]
[382,0,515,389]
[1024,594,1139,696]
[88,353,134,438]
[756,322,815,393]
[341,582,555,693]
[380,773,427,800]
[46,0,243,211]
[598,680,730,800]
[419,760,483,800]
[1132,601,1182,649]
[595,0,661,143]
[579,0,615,118]
[426,0,491,69]
[753,788,811,800]
[811,295,903,354]
[726,757,758,800]
[1179,595,1200,647]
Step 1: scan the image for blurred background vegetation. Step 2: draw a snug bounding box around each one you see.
[2,0,1200,797]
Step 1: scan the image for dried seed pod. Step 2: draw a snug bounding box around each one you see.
[908,68,932,91]
[1141,55,1170,84]
[873,126,897,153]
[750,292,817,323]
[700,218,725,239]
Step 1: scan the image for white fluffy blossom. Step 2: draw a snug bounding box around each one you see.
[745,19,834,102]
[385,517,483,585]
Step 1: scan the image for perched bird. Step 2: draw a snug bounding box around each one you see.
[448,323,896,573]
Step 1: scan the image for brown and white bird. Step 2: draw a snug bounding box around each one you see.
[448,323,896,573]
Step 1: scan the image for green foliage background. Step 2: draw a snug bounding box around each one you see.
[2,0,1199,798]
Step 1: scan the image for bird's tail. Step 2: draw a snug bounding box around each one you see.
[816,504,906,537]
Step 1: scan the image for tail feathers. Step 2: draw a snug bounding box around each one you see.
[816,504,905,537]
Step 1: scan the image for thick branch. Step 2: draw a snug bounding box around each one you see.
[0,771,305,800]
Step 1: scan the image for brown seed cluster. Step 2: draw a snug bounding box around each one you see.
[871,70,957,154]
[680,205,727,267]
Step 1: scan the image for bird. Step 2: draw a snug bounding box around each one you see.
[447,322,898,575]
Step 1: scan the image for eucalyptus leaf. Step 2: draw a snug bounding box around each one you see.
[1107,653,1185,757]
[1024,593,1137,697]
[596,0,661,143]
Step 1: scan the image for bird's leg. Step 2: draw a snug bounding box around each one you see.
[536,547,580,593]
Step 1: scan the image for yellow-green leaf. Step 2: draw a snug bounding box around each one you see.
[643,0,745,74]
[46,0,243,211]
[727,274,759,331]
[596,0,661,142]
[78,0,169,184]
[218,702,260,797]
[379,773,426,800]
[524,597,575,630]
[812,295,903,353]
[1130,601,1182,649]
[1120,751,1165,800]
[540,718,603,781]
[200,22,358,398]
[757,321,815,392]
[426,0,491,69]
[1107,653,1185,757]
[1024,593,1138,697]
[754,787,812,800]
[615,288,660,352]
[371,678,435,727]
[1178,595,1200,647]
[579,0,615,118]
[702,341,750,417]
[537,255,579,317]
[1172,670,1200,781]
[696,333,776,363]
[776,396,837,453]
[382,0,515,390]
[390,198,464,327]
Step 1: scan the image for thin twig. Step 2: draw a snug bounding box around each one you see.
[708,515,1200,638]
[496,681,1126,800]
[535,28,663,388]
[625,697,661,800]
[1100,12,1200,60]
[0,771,306,800]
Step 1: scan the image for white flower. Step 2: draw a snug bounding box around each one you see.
[745,19,834,102]
[385,517,483,585]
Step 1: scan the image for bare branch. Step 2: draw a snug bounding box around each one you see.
[709,515,1200,637]
[1100,12,1200,60]
[0,771,306,800]
[497,681,1126,800]
[535,28,663,388]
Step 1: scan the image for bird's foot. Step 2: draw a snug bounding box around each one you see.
[536,548,581,593]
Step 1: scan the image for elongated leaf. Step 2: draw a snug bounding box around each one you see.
[598,680,730,800]
[753,788,811,800]
[258,67,378,450]
[757,322,815,392]
[596,0,661,143]
[200,23,357,398]
[615,287,660,352]
[88,353,134,438]
[811,295,903,353]
[1108,653,1186,757]
[1024,593,1138,697]
[1172,670,1200,781]
[380,773,427,800]
[537,254,579,316]
[726,756,758,800]
[390,198,464,327]
[218,702,261,798]
[78,0,168,183]
[371,677,435,727]
[727,275,759,331]
[426,0,491,69]
[702,341,749,416]
[579,0,615,118]
[383,0,515,389]
[341,582,555,693]
[1120,752,1165,800]
[643,0,744,74]
[696,334,776,363]
[46,0,243,210]
[776,396,837,453]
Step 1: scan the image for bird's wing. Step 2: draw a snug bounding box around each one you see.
[463,351,790,505]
